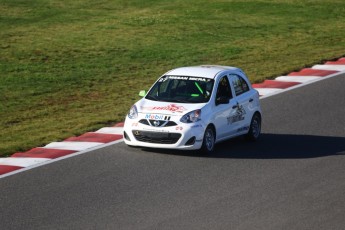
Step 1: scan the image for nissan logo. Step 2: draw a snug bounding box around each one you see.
[153,120,160,127]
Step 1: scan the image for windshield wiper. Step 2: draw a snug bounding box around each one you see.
[169,99,189,103]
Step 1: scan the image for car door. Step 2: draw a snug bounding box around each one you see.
[229,74,256,135]
[212,75,238,140]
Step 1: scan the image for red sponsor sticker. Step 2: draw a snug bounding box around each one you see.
[142,104,187,113]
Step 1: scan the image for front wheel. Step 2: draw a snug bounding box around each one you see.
[246,113,261,141]
[201,126,215,154]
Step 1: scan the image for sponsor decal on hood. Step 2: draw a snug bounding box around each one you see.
[137,99,204,115]
[142,104,187,113]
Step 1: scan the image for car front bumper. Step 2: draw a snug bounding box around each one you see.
[123,117,205,150]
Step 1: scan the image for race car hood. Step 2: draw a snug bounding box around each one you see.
[137,99,204,116]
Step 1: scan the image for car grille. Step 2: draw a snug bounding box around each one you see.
[132,130,181,144]
[139,119,177,127]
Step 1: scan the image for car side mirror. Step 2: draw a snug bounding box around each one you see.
[139,90,147,97]
[216,96,229,105]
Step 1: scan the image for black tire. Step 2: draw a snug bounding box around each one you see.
[201,126,215,154]
[246,113,261,141]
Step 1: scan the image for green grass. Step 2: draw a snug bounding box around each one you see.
[1,0,345,156]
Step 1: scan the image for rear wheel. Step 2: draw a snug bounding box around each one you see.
[246,113,261,141]
[201,126,215,153]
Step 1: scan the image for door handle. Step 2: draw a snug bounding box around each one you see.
[232,102,239,109]
[249,98,254,102]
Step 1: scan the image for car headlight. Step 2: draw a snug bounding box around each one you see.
[128,105,138,119]
[180,109,201,123]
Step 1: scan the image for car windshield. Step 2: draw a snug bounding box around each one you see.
[146,75,214,103]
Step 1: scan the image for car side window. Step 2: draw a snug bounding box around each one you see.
[215,76,232,104]
[230,74,250,96]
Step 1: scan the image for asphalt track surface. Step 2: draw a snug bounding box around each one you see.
[1,75,345,230]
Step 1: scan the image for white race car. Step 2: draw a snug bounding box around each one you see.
[123,65,262,153]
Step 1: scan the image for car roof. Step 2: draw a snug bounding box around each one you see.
[165,65,242,79]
